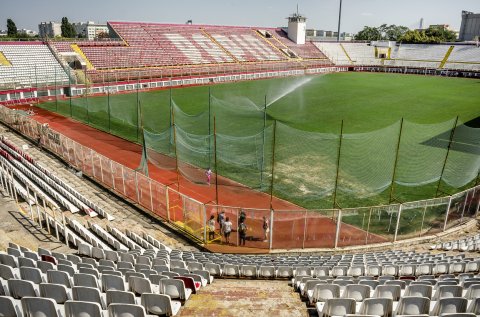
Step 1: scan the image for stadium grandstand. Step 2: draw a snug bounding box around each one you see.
[1,2,480,315]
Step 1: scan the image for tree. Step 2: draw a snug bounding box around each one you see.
[355,24,409,41]
[399,26,457,44]
[384,25,409,41]
[61,17,76,38]
[354,26,382,41]
[425,26,456,42]
[7,18,17,37]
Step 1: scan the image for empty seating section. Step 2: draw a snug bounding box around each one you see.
[342,43,380,65]
[0,43,69,87]
[203,26,285,62]
[51,22,321,70]
[1,237,480,317]
[314,42,352,65]
[392,44,450,61]
[267,28,327,59]
[444,46,480,71]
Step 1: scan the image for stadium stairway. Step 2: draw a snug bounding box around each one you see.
[439,45,455,69]
[200,29,239,63]
[0,51,12,66]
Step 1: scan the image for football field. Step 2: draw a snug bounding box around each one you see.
[39,72,480,210]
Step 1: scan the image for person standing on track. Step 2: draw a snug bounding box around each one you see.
[238,219,247,246]
[263,215,270,242]
[207,214,216,241]
[223,216,232,245]
[217,210,225,236]
[205,167,212,185]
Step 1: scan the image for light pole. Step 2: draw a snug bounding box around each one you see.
[337,0,343,42]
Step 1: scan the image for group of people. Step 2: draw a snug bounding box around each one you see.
[207,210,270,246]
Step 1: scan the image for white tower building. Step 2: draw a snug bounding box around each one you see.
[287,10,307,45]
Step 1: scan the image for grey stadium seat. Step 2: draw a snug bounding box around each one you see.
[342,284,371,302]
[21,296,61,317]
[73,273,100,289]
[39,283,71,304]
[8,279,39,299]
[47,270,72,288]
[430,297,468,316]
[0,295,22,317]
[102,274,126,292]
[404,284,433,299]
[373,285,401,301]
[106,290,136,306]
[72,286,106,310]
[318,298,356,317]
[20,267,45,285]
[159,278,192,302]
[108,303,147,317]
[356,297,393,317]
[64,300,103,317]
[141,293,182,316]
[394,296,430,316]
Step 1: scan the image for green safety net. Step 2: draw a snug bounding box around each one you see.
[395,119,456,187]
[338,121,400,198]
[216,125,273,190]
[143,127,176,170]
[442,124,480,188]
[210,95,266,135]
[273,122,339,208]
[175,125,213,184]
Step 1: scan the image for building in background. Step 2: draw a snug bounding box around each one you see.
[459,11,480,41]
[74,21,109,40]
[38,21,61,38]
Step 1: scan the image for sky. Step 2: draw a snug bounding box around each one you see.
[1,0,480,34]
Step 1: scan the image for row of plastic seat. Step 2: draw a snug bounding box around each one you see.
[316,296,480,317]
[1,137,114,220]
[431,234,480,252]
[294,278,480,305]
[0,294,181,317]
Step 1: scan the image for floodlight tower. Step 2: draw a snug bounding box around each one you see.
[337,0,343,42]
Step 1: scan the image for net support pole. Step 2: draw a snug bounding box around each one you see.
[435,116,459,197]
[107,76,111,133]
[35,66,39,105]
[208,86,212,169]
[475,189,480,218]
[443,195,453,231]
[389,118,404,203]
[393,204,403,242]
[260,95,267,189]
[460,190,468,220]
[171,107,181,190]
[85,67,90,123]
[43,198,50,235]
[34,192,42,229]
[136,72,140,142]
[332,120,344,209]
[334,209,342,248]
[10,169,18,204]
[213,116,219,204]
[55,68,58,112]
[474,169,480,186]
[269,120,277,210]
[26,185,34,221]
[366,208,372,244]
